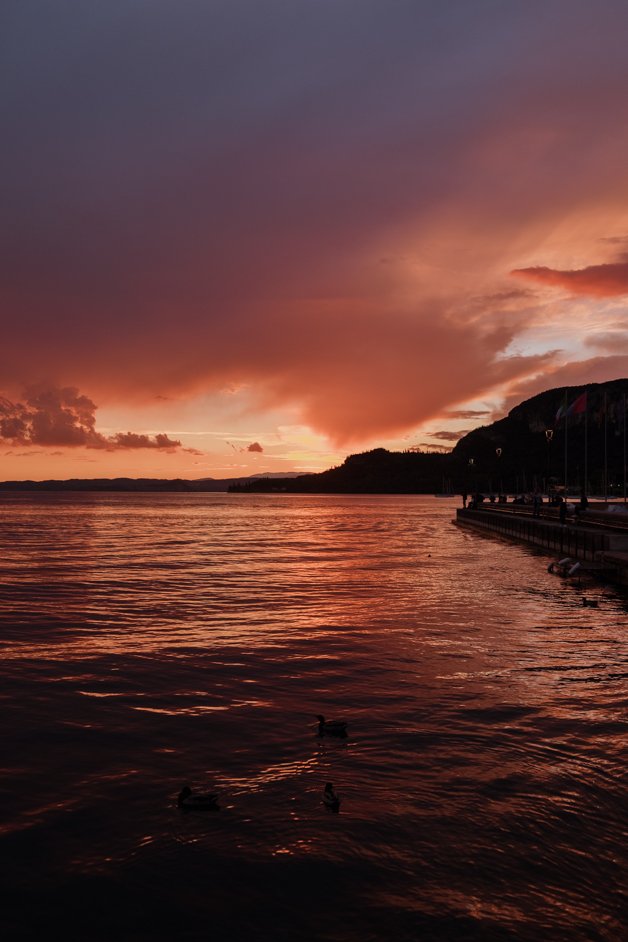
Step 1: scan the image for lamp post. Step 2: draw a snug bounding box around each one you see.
[545,429,553,496]
[496,447,502,497]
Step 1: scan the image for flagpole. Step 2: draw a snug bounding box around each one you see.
[604,390,608,502]
[624,393,626,504]
[564,407,568,497]
[584,393,588,497]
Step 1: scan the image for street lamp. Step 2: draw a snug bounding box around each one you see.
[468,458,475,503]
[545,429,553,495]
[496,447,503,497]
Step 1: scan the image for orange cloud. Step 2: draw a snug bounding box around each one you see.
[512,262,628,297]
[244,305,554,444]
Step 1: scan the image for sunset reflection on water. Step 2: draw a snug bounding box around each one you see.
[0,493,627,941]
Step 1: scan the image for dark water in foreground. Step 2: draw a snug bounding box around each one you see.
[0,493,627,941]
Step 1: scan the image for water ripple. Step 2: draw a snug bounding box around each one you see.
[0,493,626,941]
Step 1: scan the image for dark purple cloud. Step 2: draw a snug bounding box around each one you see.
[227,440,264,454]
[109,432,182,451]
[430,430,470,442]
[445,409,491,420]
[0,385,182,450]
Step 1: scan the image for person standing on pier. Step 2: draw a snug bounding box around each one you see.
[574,490,588,522]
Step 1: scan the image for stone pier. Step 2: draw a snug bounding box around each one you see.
[454,505,628,585]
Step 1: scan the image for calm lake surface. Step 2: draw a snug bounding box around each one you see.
[1,493,627,941]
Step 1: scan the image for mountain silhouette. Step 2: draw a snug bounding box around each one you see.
[233,379,628,496]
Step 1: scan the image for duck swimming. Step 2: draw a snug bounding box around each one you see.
[323,782,341,812]
[582,597,599,608]
[316,715,348,737]
[177,785,219,810]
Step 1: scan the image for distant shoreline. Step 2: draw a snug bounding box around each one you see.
[0,475,295,493]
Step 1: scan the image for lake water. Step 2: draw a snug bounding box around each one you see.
[0,493,627,941]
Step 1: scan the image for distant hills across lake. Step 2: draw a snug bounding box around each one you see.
[4,379,628,496]
[0,472,298,493]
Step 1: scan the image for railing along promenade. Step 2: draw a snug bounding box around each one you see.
[455,502,628,566]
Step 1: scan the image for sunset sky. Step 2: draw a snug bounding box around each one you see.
[4,1,628,480]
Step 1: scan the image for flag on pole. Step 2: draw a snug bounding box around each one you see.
[556,391,587,422]
[555,398,566,422]
[566,391,587,416]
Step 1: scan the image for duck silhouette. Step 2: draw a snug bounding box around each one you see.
[177,785,219,810]
[582,598,599,608]
[316,714,348,737]
[323,782,341,812]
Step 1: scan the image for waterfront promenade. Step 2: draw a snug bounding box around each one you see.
[455,501,628,585]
